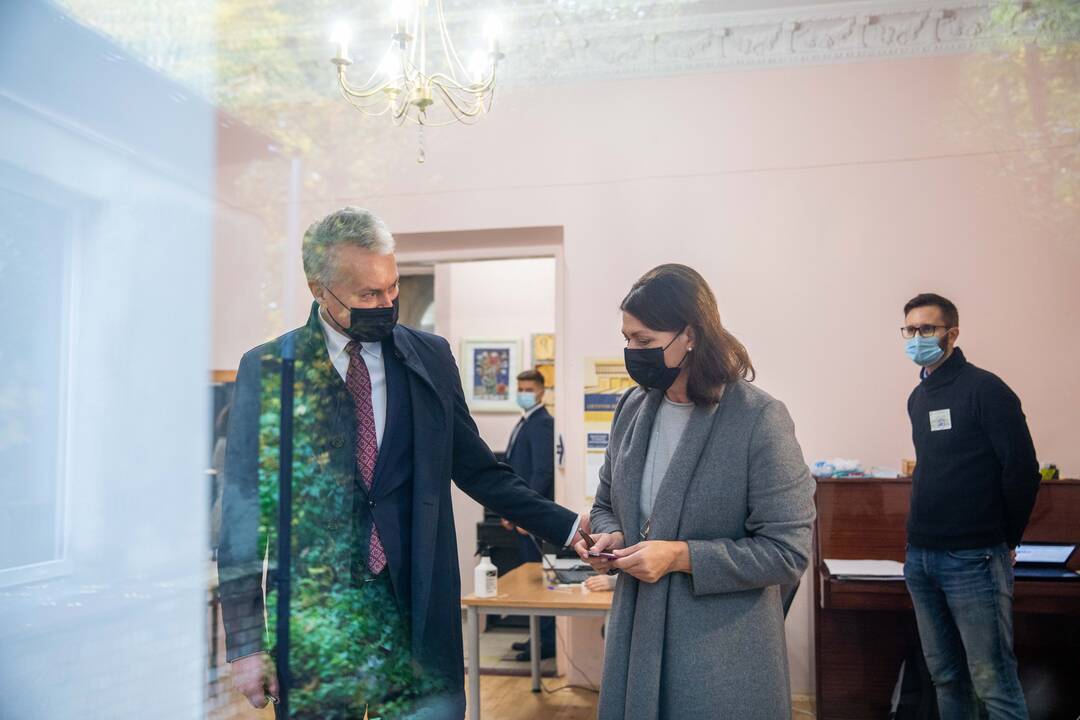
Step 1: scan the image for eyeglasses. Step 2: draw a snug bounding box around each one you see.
[900,324,951,339]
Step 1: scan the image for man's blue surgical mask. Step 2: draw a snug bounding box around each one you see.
[516,392,539,411]
[905,335,945,367]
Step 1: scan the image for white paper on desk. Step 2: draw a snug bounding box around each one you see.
[824,559,905,579]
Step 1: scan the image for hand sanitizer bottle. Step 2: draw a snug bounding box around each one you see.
[474,550,497,598]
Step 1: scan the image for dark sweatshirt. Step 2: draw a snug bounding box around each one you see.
[906,347,1040,550]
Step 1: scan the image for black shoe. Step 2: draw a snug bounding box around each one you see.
[511,640,530,652]
[515,645,555,662]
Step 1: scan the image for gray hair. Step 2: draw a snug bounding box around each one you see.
[301,206,395,285]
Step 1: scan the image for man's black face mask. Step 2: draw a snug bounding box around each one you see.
[322,285,399,343]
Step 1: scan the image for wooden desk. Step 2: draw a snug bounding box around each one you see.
[462,563,611,720]
[814,477,1080,719]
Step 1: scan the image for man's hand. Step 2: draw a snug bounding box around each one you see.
[612,541,690,584]
[1010,548,1017,566]
[231,652,279,709]
[499,518,515,532]
[578,511,592,537]
[574,531,624,574]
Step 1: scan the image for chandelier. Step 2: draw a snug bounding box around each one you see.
[330,1,504,163]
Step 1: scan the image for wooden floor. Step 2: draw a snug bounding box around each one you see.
[466,675,599,720]
[212,677,814,719]
[208,674,598,720]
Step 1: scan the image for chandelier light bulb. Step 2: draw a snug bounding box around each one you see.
[483,16,504,56]
[330,22,351,60]
[392,0,412,23]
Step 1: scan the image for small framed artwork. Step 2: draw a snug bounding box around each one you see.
[535,360,555,411]
[532,333,555,363]
[460,338,521,413]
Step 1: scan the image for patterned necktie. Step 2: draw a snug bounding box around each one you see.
[345,341,387,574]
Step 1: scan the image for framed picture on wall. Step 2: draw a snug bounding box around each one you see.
[531,333,555,363]
[460,338,521,413]
[535,360,555,411]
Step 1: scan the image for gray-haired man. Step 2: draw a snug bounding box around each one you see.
[218,207,585,718]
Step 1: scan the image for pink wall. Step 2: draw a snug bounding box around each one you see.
[212,50,1080,697]
[435,258,557,594]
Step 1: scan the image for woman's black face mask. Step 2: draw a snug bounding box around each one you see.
[322,285,399,343]
[624,328,687,391]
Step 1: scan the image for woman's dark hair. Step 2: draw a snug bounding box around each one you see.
[620,264,754,404]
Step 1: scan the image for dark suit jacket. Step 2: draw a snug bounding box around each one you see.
[506,406,555,562]
[505,405,554,502]
[218,303,576,713]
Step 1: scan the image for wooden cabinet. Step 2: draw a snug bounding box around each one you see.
[813,477,1080,719]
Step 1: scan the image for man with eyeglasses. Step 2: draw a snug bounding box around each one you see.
[899,292,1040,719]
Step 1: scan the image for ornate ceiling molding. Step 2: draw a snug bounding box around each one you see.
[446,0,1007,85]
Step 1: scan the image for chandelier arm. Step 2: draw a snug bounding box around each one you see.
[418,0,427,78]
[339,40,399,95]
[446,64,498,95]
[408,22,420,69]
[337,71,397,115]
[433,85,487,117]
[433,0,472,82]
[346,101,395,118]
[339,59,399,99]
[340,78,395,101]
[431,80,484,120]
[340,87,393,116]
[340,87,394,117]
[392,96,412,125]
[427,71,495,97]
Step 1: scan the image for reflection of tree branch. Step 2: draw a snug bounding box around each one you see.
[952,2,1080,243]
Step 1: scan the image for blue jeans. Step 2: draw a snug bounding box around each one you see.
[904,543,1028,720]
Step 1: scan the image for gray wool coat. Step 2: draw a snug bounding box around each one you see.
[591,380,815,720]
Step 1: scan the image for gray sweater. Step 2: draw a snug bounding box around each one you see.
[639,396,694,526]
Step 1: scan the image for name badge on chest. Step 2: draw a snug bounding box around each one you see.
[929,409,952,432]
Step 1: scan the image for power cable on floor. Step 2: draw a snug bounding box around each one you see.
[537,617,600,695]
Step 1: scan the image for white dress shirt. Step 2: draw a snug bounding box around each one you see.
[318,310,386,450]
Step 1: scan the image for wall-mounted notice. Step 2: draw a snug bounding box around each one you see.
[583,358,635,498]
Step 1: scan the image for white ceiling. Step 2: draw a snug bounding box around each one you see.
[55,0,998,151]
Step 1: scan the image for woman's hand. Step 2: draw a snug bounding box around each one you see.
[612,541,690,583]
[573,531,625,573]
[584,574,618,592]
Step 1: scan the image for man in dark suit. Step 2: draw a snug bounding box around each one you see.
[218,207,583,719]
[500,369,557,661]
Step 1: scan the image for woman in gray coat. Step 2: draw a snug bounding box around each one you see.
[575,264,815,720]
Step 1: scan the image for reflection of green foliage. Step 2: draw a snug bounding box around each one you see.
[991,0,1080,47]
[257,358,445,719]
[955,1,1080,244]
